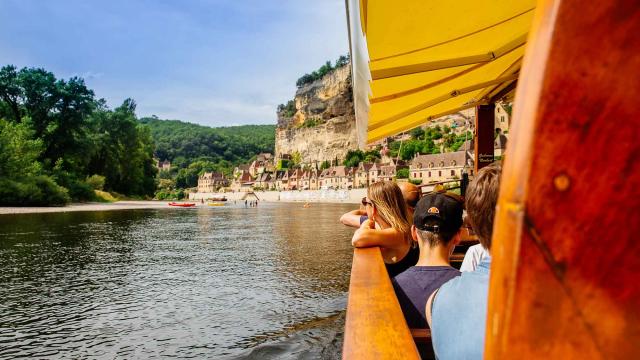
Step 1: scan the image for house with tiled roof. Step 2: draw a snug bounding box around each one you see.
[231,170,253,192]
[197,172,228,193]
[368,162,383,186]
[319,168,331,189]
[273,170,286,190]
[254,172,272,190]
[340,167,356,189]
[288,168,303,190]
[355,162,374,188]
[309,169,320,190]
[410,151,473,185]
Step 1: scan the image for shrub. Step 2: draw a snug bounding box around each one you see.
[94,190,117,202]
[86,175,106,190]
[409,178,423,185]
[0,176,70,206]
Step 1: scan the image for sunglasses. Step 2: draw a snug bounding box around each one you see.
[361,197,374,207]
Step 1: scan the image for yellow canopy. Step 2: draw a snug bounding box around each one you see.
[346,0,536,146]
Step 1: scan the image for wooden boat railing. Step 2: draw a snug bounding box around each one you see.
[343,247,420,359]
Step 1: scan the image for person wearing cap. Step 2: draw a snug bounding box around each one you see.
[426,162,502,360]
[391,191,464,330]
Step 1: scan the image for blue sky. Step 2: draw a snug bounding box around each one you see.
[0,0,349,127]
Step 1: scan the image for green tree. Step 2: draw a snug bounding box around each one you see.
[410,127,424,140]
[87,99,157,196]
[291,151,302,167]
[396,168,409,179]
[0,119,69,205]
[343,149,364,167]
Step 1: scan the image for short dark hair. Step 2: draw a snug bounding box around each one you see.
[416,219,458,248]
[465,162,502,250]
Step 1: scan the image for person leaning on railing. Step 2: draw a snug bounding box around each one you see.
[351,181,419,278]
[340,182,419,228]
[425,162,502,360]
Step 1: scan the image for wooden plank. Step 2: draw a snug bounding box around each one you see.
[485,0,640,358]
[343,247,420,359]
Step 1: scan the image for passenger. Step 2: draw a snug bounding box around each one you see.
[339,182,419,228]
[398,182,420,220]
[351,181,419,277]
[392,191,464,329]
[426,162,502,359]
[460,243,489,272]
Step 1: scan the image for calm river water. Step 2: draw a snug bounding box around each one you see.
[0,203,355,359]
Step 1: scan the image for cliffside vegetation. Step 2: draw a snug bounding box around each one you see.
[295,55,350,88]
[0,65,157,205]
[277,55,351,116]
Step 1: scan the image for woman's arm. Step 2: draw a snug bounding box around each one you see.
[351,220,407,249]
[340,209,367,228]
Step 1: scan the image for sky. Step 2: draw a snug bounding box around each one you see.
[0,0,349,127]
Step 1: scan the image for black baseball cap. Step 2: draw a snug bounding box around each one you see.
[413,191,464,235]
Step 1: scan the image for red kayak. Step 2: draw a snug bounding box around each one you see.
[168,202,196,207]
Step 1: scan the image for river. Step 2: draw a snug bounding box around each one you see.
[0,202,355,359]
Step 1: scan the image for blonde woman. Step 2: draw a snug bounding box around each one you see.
[352,181,419,277]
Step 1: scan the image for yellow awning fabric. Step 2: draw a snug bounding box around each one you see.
[347,0,536,145]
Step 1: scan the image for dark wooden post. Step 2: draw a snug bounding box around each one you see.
[474,104,495,174]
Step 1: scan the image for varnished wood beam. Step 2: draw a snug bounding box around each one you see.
[485,0,640,358]
[343,247,419,359]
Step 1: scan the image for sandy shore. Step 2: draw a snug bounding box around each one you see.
[0,201,171,215]
[0,198,360,215]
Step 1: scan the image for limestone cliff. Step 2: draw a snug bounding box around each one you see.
[275,64,357,166]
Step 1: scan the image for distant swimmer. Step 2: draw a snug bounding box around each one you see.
[303,202,311,208]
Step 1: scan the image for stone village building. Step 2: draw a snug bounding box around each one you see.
[197,172,229,193]
[409,151,473,185]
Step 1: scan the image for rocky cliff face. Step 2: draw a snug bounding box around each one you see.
[275,64,357,166]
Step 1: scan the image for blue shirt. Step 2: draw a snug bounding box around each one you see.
[431,256,491,360]
[392,266,460,328]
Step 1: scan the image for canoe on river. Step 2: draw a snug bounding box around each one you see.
[168,202,196,207]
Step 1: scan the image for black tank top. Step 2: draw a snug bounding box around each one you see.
[385,245,420,278]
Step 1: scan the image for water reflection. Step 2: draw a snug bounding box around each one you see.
[0,203,355,359]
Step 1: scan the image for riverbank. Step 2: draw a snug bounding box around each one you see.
[0,190,366,214]
[189,189,367,204]
[0,201,169,215]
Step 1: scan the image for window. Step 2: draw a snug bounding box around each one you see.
[414,172,417,178]
[451,160,456,166]
[439,161,445,167]
[428,171,431,177]
[439,171,442,177]
[501,116,505,123]
[451,170,455,176]
[429,162,434,168]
